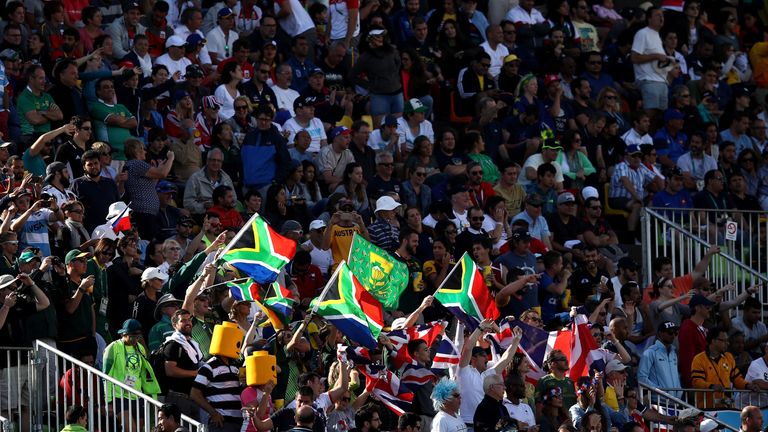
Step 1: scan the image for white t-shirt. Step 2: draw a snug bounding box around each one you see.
[621,128,653,147]
[214,84,240,120]
[505,5,545,25]
[173,25,212,65]
[745,357,768,407]
[520,154,565,187]
[273,0,315,36]
[41,184,76,207]
[285,392,333,412]
[431,410,468,432]
[631,26,667,82]
[270,85,300,117]
[302,240,333,275]
[283,117,327,153]
[480,41,509,79]
[155,55,192,81]
[367,129,396,152]
[329,0,360,41]
[205,26,239,63]
[503,399,535,427]
[396,117,434,152]
[458,365,497,423]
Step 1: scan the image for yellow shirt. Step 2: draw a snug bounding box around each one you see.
[604,385,620,411]
[329,224,361,271]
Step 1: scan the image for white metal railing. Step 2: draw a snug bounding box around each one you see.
[638,383,739,432]
[0,342,207,432]
[641,208,768,308]
[33,340,207,432]
[0,347,33,432]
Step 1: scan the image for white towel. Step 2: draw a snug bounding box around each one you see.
[165,331,203,365]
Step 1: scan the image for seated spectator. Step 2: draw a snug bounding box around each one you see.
[609,144,661,239]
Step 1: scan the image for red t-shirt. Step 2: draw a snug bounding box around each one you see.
[208,206,245,231]
[678,318,708,386]
[291,264,325,301]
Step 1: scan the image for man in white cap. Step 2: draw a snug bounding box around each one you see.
[132,267,169,340]
[92,202,132,240]
[156,35,193,80]
[302,219,333,275]
[368,196,401,253]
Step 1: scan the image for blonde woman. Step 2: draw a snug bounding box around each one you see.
[226,95,257,146]
[596,87,629,135]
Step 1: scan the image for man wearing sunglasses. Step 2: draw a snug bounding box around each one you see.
[0,232,18,275]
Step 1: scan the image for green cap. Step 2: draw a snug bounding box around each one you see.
[18,250,41,263]
[64,249,90,264]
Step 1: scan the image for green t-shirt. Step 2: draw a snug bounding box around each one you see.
[85,259,111,342]
[22,148,46,177]
[468,153,501,184]
[89,101,135,161]
[16,87,55,136]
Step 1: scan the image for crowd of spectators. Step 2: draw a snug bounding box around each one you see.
[1,0,768,431]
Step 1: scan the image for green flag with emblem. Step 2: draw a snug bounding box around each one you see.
[346,234,409,310]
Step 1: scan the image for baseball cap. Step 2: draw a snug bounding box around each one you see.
[0,142,12,149]
[0,49,20,61]
[280,220,303,236]
[45,161,67,183]
[663,109,685,122]
[18,250,41,264]
[262,40,277,49]
[165,35,187,48]
[733,86,750,98]
[122,1,141,11]
[503,54,520,64]
[617,257,638,270]
[511,230,532,241]
[65,249,90,264]
[557,192,576,205]
[309,67,325,77]
[294,95,318,110]
[202,95,222,110]
[217,7,234,18]
[605,359,628,374]
[117,319,143,335]
[375,196,401,213]
[699,419,719,432]
[186,33,206,49]
[544,74,561,86]
[141,267,169,282]
[382,115,398,126]
[405,98,428,114]
[309,219,326,231]
[155,180,177,193]
[186,64,204,78]
[368,28,387,38]
[173,89,191,102]
[665,166,684,177]
[626,144,642,155]
[329,126,351,141]
[658,321,680,333]
[689,294,715,309]
[701,90,718,102]
[178,216,195,227]
[582,186,599,201]
[541,139,562,150]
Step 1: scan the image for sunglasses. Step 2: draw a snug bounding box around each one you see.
[414,172,426,177]
[235,105,249,110]
[470,217,484,221]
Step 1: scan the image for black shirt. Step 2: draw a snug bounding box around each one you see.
[132,292,158,341]
[70,176,120,233]
[546,214,583,248]
[366,175,401,202]
[54,141,87,179]
[107,256,143,336]
[0,300,36,367]
[163,339,199,394]
[569,268,613,305]
[473,395,510,432]
[270,407,326,432]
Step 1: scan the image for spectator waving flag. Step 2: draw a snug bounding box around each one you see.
[386,321,446,369]
[109,204,131,233]
[227,278,260,301]
[431,335,460,374]
[219,213,296,285]
[311,261,385,349]
[262,281,297,326]
[400,364,437,391]
[346,234,409,310]
[358,365,414,416]
[434,253,499,330]
[336,344,373,365]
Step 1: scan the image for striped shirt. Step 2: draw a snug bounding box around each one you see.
[193,356,244,423]
[191,317,212,360]
[367,218,399,253]
[609,161,657,200]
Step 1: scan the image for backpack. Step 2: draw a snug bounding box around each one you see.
[147,340,172,395]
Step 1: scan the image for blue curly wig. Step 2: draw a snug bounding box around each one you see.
[431,378,460,411]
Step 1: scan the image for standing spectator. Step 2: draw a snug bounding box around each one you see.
[631,7,670,118]
[156,36,193,80]
[430,378,463,432]
[535,350,578,410]
[241,105,292,191]
[163,309,204,419]
[639,321,682,399]
[183,149,235,217]
[480,25,508,79]
[328,0,359,51]
[90,78,138,166]
[54,117,92,180]
[107,236,142,339]
[208,185,244,231]
[205,8,238,65]
[106,1,146,59]
[215,62,243,119]
[10,192,64,256]
[57,250,96,357]
[286,36,316,93]
[608,144,660,239]
[147,293,182,350]
[124,139,175,238]
[731,297,768,358]
[132,267,168,340]
[17,65,63,147]
[273,0,318,62]
[691,327,758,408]
[138,1,172,58]
[350,28,402,128]
[678,294,715,387]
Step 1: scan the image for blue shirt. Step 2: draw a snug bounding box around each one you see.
[719,129,753,155]
[653,128,688,163]
[15,209,53,256]
[637,340,682,399]
[511,210,550,242]
[286,56,317,93]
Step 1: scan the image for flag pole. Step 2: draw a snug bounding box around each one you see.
[435,252,468,291]
[312,260,345,314]
[206,277,251,291]
[218,212,260,258]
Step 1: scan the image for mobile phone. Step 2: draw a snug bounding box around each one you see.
[600,276,609,285]
[31,176,43,184]
[340,212,354,223]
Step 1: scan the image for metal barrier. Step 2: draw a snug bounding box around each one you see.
[641,208,768,308]
[32,340,208,432]
[638,383,740,432]
[0,347,33,432]
[2,342,207,432]
[648,388,768,410]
